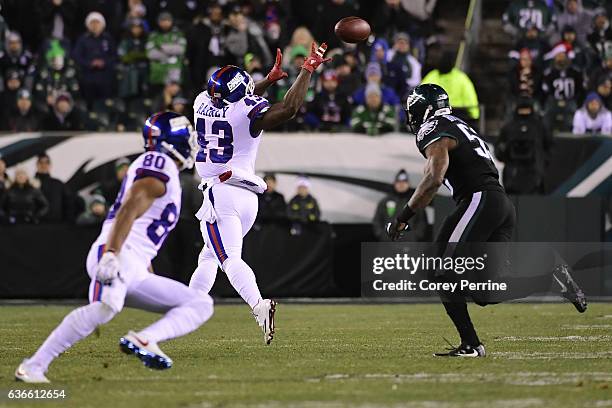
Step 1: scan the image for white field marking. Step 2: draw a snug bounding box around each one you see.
[562,324,612,329]
[186,400,546,408]
[494,335,612,342]
[307,372,612,386]
[598,315,612,319]
[492,351,612,360]
[585,401,612,408]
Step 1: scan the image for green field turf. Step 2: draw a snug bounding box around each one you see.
[0,303,611,408]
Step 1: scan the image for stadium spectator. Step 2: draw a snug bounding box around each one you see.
[401,0,437,23]
[0,31,35,89]
[41,91,82,131]
[126,0,149,25]
[77,0,125,40]
[572,91,612,134]
[385,33,422,99]
[145,0,203,30]
[587,11,612,65]
[257,173,287,223]
[76,194,107,226]
[33,40,80,110]
[556,0,593,44]
[593,77,611,110]
[314,0,358,50]
[288,176,321,224]
[72,12,117,107]
[97,157,130,205]
[171,95,189,117]
[372,169,428,242]
[282,27,314,71]
[503,0,556,39]
[589,49,612,90]
[351,83,397,136]
[146,12,186,93]
[555,26,589,70]
[372,0,419,43]
[306,70,351,132]
[334,52,362,98]
[186,9,219,92]
[495,97,552,194]
[244,53,266,82]
[353,62,400,108]
[542,44,584,131]
[117,18,149,101]
[40,0,79,44]
[422,51,480,124]
[152,78,182,112]
[3,89,41,132]
[0,167,48,225]
[510,23,550,67]
[509,48,542,103]
[34,152,74,223]
[0,69,23,111]
[225,5,272,68]
[0,156,9,203]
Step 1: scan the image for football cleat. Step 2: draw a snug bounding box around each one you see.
[434,339,486,357]
[119,331,173,370]
[553,264,587,313]
[253,299,276,345]
[15,359,50,383]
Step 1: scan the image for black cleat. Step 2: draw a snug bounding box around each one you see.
[553,264,587,313]
[433,339,486,357]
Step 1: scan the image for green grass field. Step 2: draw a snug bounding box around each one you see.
[0,303,611,408]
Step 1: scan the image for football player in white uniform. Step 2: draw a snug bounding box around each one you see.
[189,44,330,344]
[16,112,213,383]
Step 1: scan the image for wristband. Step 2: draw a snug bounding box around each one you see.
[397,205,415,224]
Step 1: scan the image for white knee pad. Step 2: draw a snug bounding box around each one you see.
[180,295,214,328]
[222,256,250,277]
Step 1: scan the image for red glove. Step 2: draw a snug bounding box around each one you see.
[301,42,332,73]
[266,48,288,82]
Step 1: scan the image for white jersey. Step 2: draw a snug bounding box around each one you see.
[94,151,181,262]
[193,92,270,179]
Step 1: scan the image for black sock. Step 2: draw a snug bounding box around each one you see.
[442,301,480,346]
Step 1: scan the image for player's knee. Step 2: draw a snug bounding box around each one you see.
[221,256,249,274]
[184,296,214,326]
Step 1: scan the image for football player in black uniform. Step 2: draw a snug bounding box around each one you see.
[387,84,587,357]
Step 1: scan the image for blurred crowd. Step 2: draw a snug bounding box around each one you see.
[0,0,441,136]
[503,0,611,135]
[495,0,611,195]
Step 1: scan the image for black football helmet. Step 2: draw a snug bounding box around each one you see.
[406,84,451,134]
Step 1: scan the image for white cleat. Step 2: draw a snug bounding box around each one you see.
[15,360,50,383]
[253,299,276,345]
[119,331,173,370]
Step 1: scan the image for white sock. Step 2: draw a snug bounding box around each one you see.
[138,297,213,343]
[222,257,263,309]
[29,302,116,371]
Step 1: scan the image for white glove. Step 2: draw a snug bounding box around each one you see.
[96,252,120,283]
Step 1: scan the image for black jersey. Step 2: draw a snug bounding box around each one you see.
[416,114,504,202]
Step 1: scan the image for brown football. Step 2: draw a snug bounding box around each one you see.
[334,16,371,43]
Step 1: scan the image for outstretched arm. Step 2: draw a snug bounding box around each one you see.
[387,137,456,240]
[254,48,288,96]
[252,42,330,132]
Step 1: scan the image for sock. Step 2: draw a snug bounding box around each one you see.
[189,250,219,294]
[222,257,263,309]
[29,302,116,371]
[442,302,481,346]
[139,297,213,343]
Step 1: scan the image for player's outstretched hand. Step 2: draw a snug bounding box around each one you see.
[386,219,410,241]
[266,48,289,82]
[97,252,120,283]
[301,42,332,73]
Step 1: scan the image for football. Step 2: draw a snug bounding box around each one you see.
[334,16,371,43]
